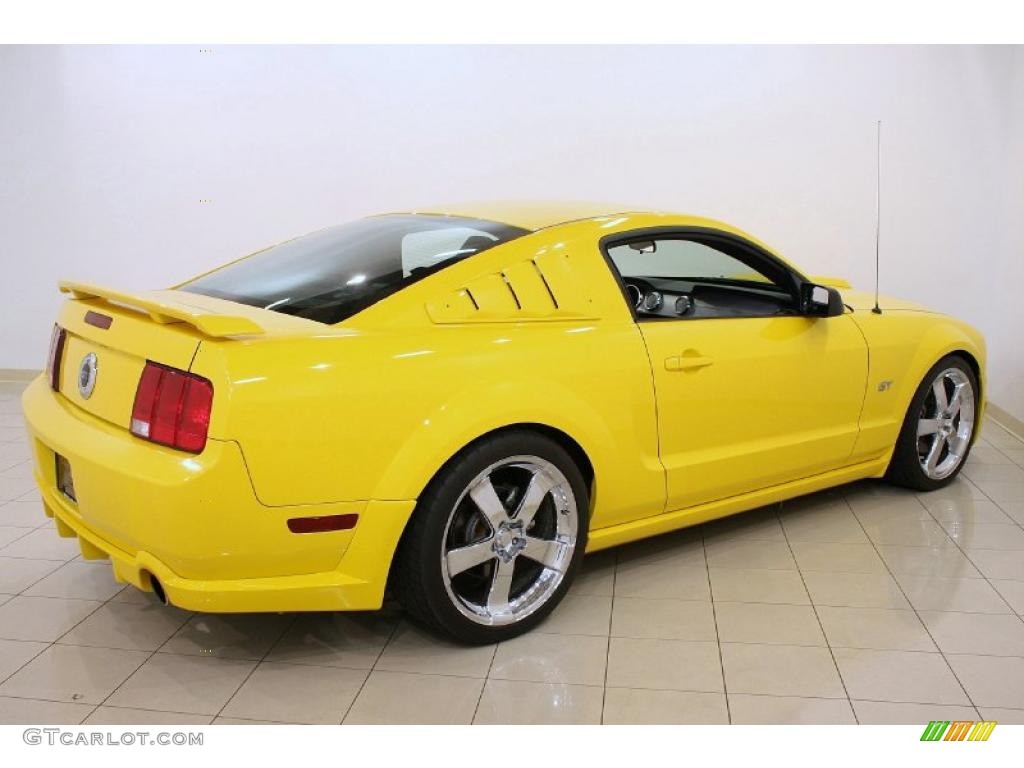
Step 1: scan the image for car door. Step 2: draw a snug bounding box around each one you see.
[604,229,869,511]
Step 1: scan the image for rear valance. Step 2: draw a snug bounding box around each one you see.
[59,280,265,338]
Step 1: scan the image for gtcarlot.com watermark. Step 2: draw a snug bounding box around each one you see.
[23,728,203,747]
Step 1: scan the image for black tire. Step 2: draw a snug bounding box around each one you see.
[393,430,589,644]
[886,354,979,491]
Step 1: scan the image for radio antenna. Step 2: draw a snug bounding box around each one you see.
[872,120,882,314]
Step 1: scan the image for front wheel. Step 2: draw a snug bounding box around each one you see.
[393,431,588,644]
[886,355,978,491]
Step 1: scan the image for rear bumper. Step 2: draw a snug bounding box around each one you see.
[21,376,416,612]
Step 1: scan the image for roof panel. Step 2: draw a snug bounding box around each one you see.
[403,201,637,231]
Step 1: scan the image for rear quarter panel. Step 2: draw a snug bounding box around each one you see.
[188,226,665,530]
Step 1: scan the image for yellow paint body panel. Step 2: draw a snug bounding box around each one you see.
[60,280,266,338]
[22,203,987,613]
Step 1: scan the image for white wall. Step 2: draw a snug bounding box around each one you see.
[997,46,1024,420]
[1,45,1021,417]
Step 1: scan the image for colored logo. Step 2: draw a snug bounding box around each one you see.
[920,721,996,741]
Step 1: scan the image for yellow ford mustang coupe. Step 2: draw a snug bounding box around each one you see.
[23,202,985,643]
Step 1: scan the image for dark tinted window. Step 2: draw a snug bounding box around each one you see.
[180,214,528,324]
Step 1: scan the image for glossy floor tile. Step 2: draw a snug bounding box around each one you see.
[374,623,496,677]
[58,600,193,651]
[815,606,935,651]
[720,642,845,699]
[0,596,102,642]
[23,561,127,602]
[84,706,213,725]
[851,699,979,724]
[0,384,1022,724]
[0,644,148,704]
[490,632,608,686]
[801,571,910,609]
[606,637,723,692]
[713,602,826,646]
[105,653,257,715]
[708,567,810,605]
[610,597,716,641]
[728,693,857,724]
[832,648,970,705]
[944,654,1024,708]
[894,574,1013,614]
[602,687,728,724]
[342,671,483,724]
[219,662,367,724]
[474,679,604,724]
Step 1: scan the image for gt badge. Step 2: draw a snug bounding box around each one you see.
[78,352,98,399]
[877,379,893,392]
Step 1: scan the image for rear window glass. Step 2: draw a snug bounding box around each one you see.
[180,214,528,324]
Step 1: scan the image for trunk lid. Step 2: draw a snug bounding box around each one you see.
[56,304,203,428]
[52,281,298,430]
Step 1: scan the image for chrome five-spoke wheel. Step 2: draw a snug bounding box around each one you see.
[916,367,975,481]
[441,456,578,626]
[888,355,978,491]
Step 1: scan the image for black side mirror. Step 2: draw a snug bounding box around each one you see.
[800,283,845,317]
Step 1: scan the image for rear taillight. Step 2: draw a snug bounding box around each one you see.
[130,362,214,453]
[46,325,67,390]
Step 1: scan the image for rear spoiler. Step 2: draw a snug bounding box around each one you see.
[59,280,265,338]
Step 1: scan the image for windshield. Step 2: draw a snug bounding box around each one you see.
[180,214,528,324]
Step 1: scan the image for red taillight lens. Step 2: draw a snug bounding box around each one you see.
[46,325,67,391]
[130,362,213,453]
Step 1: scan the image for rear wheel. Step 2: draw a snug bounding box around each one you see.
[394,431,588,644]
[886,355,978,491]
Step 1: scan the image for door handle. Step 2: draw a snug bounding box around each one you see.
[665,350,714,372]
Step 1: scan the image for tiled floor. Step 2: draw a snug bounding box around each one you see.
[2,378,1024,724]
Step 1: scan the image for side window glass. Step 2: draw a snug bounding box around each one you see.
[401,228,499,276]
[607,237,795,320]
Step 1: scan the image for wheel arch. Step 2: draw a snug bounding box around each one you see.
[416,422,596,503]
[384,420,597,593]
[896,322,986,432]
[849,310,987,463]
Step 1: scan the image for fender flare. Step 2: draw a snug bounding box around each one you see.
[868,316,986,459]
[370,378,616,505]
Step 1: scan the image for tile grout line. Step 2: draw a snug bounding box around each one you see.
[843,487,982,720]
[912,473,1024,708]
[598,548,619,725]
[983,417,1024,450]
[339,614,402,724]
[960,438,1024,536]
[0,525,37,551]
[0,685,999,712]
[210,614,299,723]
[921,476,1024,617]
[701,527,731,724]
[73,588,198,723]
[469,628,500,724]
[0,692,215,723]
[775,500,859,724]
[74,572,190,724]
[32,633,1007,662]
[959,448,1024,560]
[0,543,122,708]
